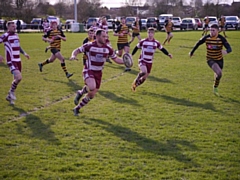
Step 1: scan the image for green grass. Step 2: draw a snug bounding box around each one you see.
[0,30,240,180]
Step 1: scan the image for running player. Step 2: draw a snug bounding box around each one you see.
[70,29,125,116]
[131,27,172,91]
[42,19,51,53]
[82,28,95,66]
[163,17,174,45]
[190,24,232,96]
[202,16,210,36]
[114,16,132,71]
[129,17,141,45]
[0,21,30,104]
[38,21,73,78]
[219,15,227,37]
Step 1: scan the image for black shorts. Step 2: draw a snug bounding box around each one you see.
[207,59,224,69]
[132,32,140,37]
[51,48,60,55]
[204,24,209,29]
[117,43,129,51]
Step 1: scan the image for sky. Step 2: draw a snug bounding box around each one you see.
[48,0,238,8]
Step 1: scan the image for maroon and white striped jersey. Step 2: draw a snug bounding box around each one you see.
[0,32,21,64]
[100,22,108,33]
[78,41,116,71]
[90,25,99,33]
[43,22,50,34]
[137,38,163,63]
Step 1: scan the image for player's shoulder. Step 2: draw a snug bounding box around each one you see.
[217,34,227,41]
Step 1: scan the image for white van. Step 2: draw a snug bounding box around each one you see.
[159,14,173,29]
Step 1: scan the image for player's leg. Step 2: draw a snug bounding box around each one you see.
[168,32,173,43]
[6,69,22,104]
[132,62,148,91]
[163,33,169,45]
[208,60,223,96]
[222,27,227,37]
[38,52,56,72]
[137,34,141,42]
[55,51,73,78]
[73,76,98,115]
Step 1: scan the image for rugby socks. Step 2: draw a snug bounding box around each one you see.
[76,95,91,110]
[10,81,18,92]
[214,78,220,88]
[41,59,49,66]
[78,86,88,96]
[61,62,68,74]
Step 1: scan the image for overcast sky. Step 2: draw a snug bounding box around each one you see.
[48,0,238,8]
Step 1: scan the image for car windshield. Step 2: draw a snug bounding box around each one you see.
[141,20,146,23]
[172,18,180,20]
[148,18,156,22]
[182,19,192,23]
[209,18,216,21]
[226,17,237,21]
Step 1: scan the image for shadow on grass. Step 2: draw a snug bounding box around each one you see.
[98,90,142,107]
[13,106,61,145]
[220,96,240,105]
[143,92,224,113]
[43,78,82,91]
[105,65,173,84]
[0,62,8,69]
[87,118,199,165]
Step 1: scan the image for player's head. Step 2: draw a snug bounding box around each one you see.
[147,27,155,38]
[210,24,219,37]
[87,28,95,39]
[121,17,126,24]
[50,21,58,29]
[7,21,16,32]
[96,29,106,45]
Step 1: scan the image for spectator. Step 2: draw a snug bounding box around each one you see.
[139,17,142,31]
[16,19,21,33]
[3,20,7,32]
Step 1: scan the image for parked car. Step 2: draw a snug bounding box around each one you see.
[47,16,61,29]
[107,19,114,29]
[30,18,42,29]
[171,17,182,28]
[180,18,198,30]
[194,18,202,28]
[126,17,136,28]
[141,18,147,30]
[13,20,27,29]
[203,16,218,28]
[159,14,173,29]
[65,19,75,29]
[86,17,99,29]
[146,17,158,28]
[225,16,240,30]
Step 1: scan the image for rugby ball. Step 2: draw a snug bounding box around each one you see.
[122,53,133,68]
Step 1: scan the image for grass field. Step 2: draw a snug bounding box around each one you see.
[0,30,240,180]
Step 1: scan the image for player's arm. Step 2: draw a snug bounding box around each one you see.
[42,31,52,42]
[57,30,66,41]
[70,45,86,60]
[189,36,206,57]
[112,56,124,65]
[158,44,172,58]
[20,47,30,59]
[221,36,232,55]
[114,25,122,36]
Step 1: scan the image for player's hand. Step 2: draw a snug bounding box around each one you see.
[0,55,4,63]
[70,56,78,61]
[119,33,123,37]
[168,54,173,59]
[222,50,227,55]
[24,54,30,59]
